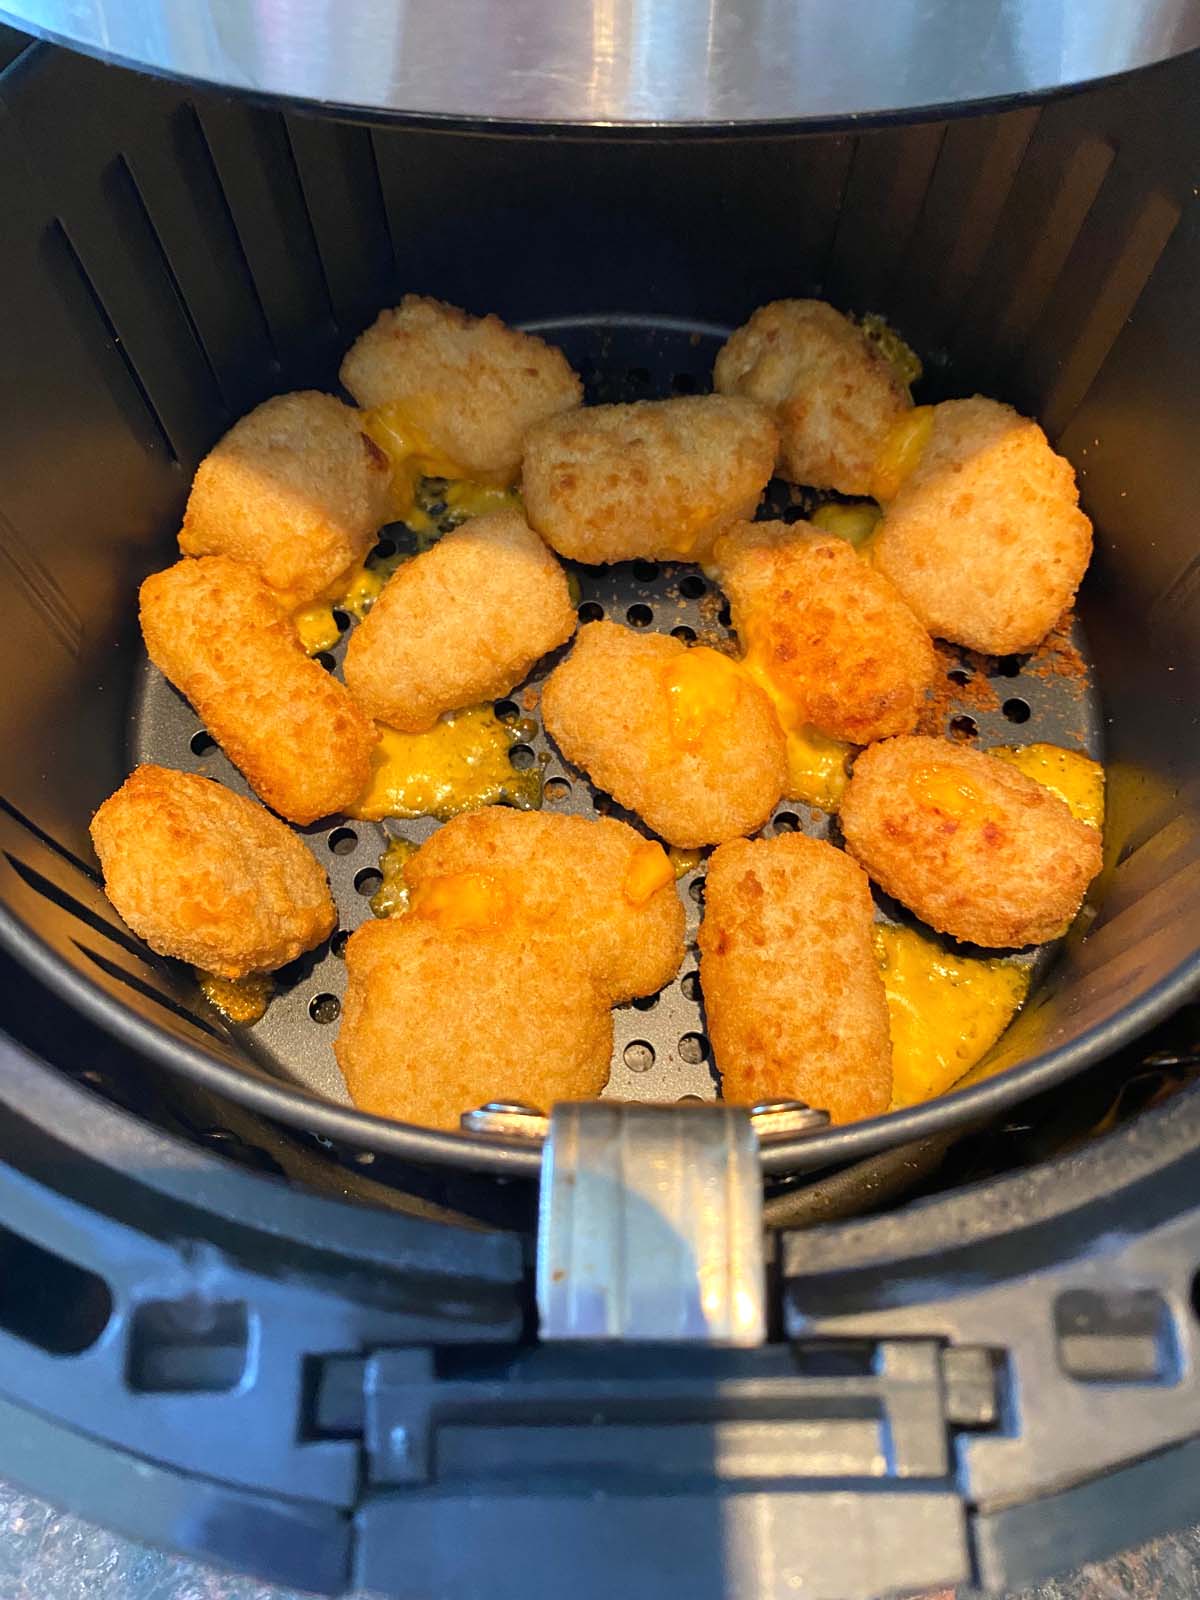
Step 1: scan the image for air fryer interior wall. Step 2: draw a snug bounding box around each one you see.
[0,38,1198,1177]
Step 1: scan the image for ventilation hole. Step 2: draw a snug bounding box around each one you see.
[949,714,979,741]
[331,929,350,958]
[494,699,520,724]
[678,1032,710,1065]
[633,560,660,583]
[679,575,706,599]
[332,610,351,633]
[718,602,732,627]
[190,729,216,757]
[128,1298,249,1394]
[681,971,702,1003]
[328,827,358,855]
[623,1040,655,1072]
[626,603,653,628]
[672,372,699,394]
[631,991,659,1011]
[544,777,571,802]
[671,625,697,643]
[578,601,604,623]
[315,652,336,672]
[372,537,397,560]
[592,791,613,815]
[995,655,1023,678]
[0,1224,112,1355]
[1003,698,1032,724]
[309,993,341,1025]
[355,868,383,896]
[689,876,707,905]
[774,812,800,834]
[509,744,535,770]
[948,667,972,687]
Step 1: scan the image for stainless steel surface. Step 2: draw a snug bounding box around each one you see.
[750,1100,833,1141]
[2,0,1199,126]
[460,1102,549,1139]
[537,1101,766,1343]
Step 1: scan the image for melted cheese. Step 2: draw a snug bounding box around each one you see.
[294,603,341,655]
[739,652,854,811]
[411,870,511,932]
[622,839,674,905]
[810,500,881,549]
[871,404,934,503]
[348,705,542,823]
[664,647,744,750]
[875,925,1031,1108]
[991,743,1105,829]
[362,402,472,517]
[668,845,705,880]
[196,969,273,1025]
[858,313,923,390]
[369,835,419,918]
[912,766,1002,828]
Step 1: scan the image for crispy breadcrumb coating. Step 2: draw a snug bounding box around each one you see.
[139,556,377,825]
[522,395,778,563]
[179,391,391,606]
[90,765,335,978]
[699,833,892,1123]
[872,397,1093,655]
[840,735,1103,947]
[343,509,576,732]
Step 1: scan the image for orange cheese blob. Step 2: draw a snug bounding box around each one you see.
[410,870,510,931]
[871,404,934,503]
[622,840,674,906]
[664,646,744,750]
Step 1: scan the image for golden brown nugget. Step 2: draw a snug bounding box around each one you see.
[90,766,335,979]
[521,395,779,564]
[699,834,892,1123]
[714,300,910,496]
[340,296,581,486]
[402,808,685,1002]
[541,622,788,849]
[179,392,391,606]
[872,397,1093,655]
[335,810,685,1129]
[839,736,1103,948]
[343,509,576,733]
[714,520,936,744]
[139,557,377,826]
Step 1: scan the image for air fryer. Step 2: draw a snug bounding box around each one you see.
[0,9,1199,1597]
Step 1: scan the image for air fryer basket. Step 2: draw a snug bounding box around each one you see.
[0,37,1198,1179]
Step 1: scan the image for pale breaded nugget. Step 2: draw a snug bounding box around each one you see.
[179,392,391,606]
[699,834,892,1123]
[714,520,936,744]
[403,808,685,1002]
[872,397,1093,655]
[90,765,335,979]
[335,810,685,1129]
[139,557,377,826]
[343,509,576,733]
[714,300,910,496]
[340,296,582,486]
[521,395,779,564]
[541,622,787,849]
[840,735,1103,948]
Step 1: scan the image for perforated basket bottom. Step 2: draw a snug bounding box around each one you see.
[131,315,1104,1115]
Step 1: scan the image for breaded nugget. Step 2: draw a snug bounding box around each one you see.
[343,509,576,733]
[335,810,685,1128]
[541,622,787,848]
[714,520,936,744]
[840,735,1103,947]
[340,296,582,486]
[872,397,1093,655]
[178,392,391,606]
[714,300,910,495]
[699,834,892,1123]
[403,808,685,1001]
[90,765,335,979]
[521,395,778,564]
[139,557,377,825]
